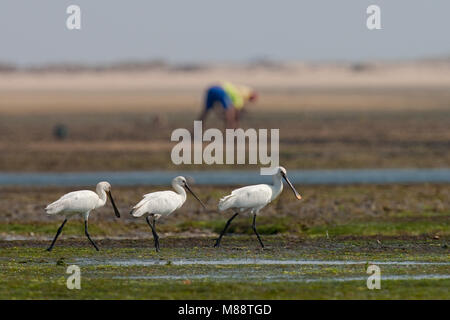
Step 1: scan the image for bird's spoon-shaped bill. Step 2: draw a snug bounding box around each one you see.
[107,191,121,217]
[185,183,207,209]
[282,173,302,200]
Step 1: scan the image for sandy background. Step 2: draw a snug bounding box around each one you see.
[0,60,448,172]
[1,60,450,114]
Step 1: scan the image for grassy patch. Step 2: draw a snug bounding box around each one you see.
[1,214,448,239]
[1,277,449,299]
[0,239,449,299]
[0,184,448,240]
[177,218,291,235]
[0,221,127,236]
[307,220,449,238]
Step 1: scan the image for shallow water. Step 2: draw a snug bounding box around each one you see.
[77,258,450,266]
[113,274,450,282]
[1,168,450,186]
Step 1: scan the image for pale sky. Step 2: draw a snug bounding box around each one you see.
[1,0,449,66]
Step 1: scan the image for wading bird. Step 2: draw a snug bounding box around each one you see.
[130,176,206,252]
[45,181,121,251]
[215,166,301,248]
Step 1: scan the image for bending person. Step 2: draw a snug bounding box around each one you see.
[198,81,257,128]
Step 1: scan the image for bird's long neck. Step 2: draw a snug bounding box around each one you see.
[173,183,187,202]
[96,186,108,208]
[271,173,284,201]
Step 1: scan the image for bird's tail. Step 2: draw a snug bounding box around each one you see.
[130,201,148,217]
[45,201,64,215]
[218,194,236,212]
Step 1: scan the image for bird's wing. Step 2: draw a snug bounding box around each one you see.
[45,190,98,214]
[56,190,89,201]
[132,191,169,209]
[142,191,168,199]
[219,184,272,211]
[131,191,181,217]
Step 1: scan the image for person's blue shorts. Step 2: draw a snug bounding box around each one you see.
[205,86,232,110]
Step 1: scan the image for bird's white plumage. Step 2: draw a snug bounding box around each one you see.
[131,190,185,217]
[46,191,100,215]
[130,176,189,219]
[45,182,111,219]
[130,176,205,252]
[218,167,299,215]
[218,184,277,213]
[215,167,301,249]
[44,181,121,252]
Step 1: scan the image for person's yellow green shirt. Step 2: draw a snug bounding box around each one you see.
[221,81,253,110]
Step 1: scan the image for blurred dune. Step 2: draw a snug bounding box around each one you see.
[0,59,449,172]
[0,60,449,114]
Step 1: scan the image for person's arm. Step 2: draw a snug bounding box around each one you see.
[234,108,245,122]
[198,109,208,123]
[192,109,209,134]
[225,107,237,129]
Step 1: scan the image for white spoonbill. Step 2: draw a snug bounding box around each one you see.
[215,166,301,248]
[130,176,206,252]
[45,181,121,251]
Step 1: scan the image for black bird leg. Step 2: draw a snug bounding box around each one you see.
[252,214,265,248]
[84,220,99,251]
[146,216,160,252]
[46,219,68,252]
[214,212,239,248]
